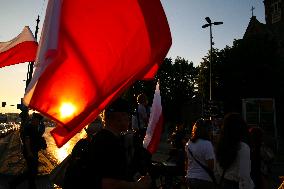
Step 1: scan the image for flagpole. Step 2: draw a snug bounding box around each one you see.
[20,15,40,125]
[25,15,40,90]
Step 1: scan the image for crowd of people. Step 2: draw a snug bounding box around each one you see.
[61,95,275,189]
[178,113,274,189]
[6,94,277,189]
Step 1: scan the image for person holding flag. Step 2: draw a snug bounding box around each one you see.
[132,93,150,147]
[63,97,152,189]
[22,0,172,148]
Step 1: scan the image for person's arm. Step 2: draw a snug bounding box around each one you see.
[205,141,215,171]
[102,175,151,189]
[206,159,214,171]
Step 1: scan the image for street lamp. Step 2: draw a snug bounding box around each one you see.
[202,17,223,102]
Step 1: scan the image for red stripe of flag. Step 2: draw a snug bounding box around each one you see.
[145,114,164,154]
[0,26,38,68]
[0,41,38,68]
[24,0,171,147]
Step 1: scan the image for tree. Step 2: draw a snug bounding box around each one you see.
[123,80,156,114]
[157,57,198,124]
[197,36,284,135]
[126,57,199,125]
[196,47,228,117]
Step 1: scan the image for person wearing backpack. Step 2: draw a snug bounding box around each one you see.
[63,97,152,189]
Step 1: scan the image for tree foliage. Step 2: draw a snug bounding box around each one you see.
[126,57,199,124]
[125,34,284,134]
[157,57,198,123]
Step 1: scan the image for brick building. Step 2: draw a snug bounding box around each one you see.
[244,0,284,56]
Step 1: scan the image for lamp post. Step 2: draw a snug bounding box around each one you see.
[202,17,223,102]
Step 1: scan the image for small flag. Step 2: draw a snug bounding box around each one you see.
[143,82,164,154]
[24,0,171,147]
[0,26,38,68]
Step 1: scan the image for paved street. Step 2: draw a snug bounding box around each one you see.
[0,131,57,189]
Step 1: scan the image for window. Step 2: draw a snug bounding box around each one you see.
[271,1,282,23]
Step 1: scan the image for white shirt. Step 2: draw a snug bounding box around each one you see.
[215,142,254,189]
[185,139,215,181]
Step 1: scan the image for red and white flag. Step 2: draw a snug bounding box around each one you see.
[24,0,171,147]
[0,26,38,68]
[143,82,164,154]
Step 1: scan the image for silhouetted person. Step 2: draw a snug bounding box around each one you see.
[63,98,151,189]
[132,93,150,146]
[167,122,187,174]
[249,126,274,189]
[9,113,45,189]
[215,112,254,189]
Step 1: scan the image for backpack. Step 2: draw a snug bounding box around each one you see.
[63,137,94,188]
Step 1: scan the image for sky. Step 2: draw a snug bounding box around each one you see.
[0,0,265,113]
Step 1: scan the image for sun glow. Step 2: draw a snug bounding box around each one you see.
[59,103,76,119]
[56,143,70,162]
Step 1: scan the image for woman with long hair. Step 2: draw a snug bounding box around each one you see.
[185,119,215,189]
[216,112,254,189]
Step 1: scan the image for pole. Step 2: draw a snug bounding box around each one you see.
[209,24,213,102]
[202,17,223,119]
[20,15,40,126]
[25,15,40,90]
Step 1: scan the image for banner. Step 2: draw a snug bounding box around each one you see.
[143,82,164,154]
[24,0,171,147]
[0,26,38,68]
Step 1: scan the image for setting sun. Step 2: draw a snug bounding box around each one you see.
[60,103,76,119]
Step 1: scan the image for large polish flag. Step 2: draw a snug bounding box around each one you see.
[143,82,164,154]
[0,26,38,68]
[23,0,172,147]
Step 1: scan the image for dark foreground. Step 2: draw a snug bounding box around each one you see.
[0,130,284,189]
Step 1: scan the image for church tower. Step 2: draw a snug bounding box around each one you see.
[263,0,284,42]
[244,1,284,57]
[263,0,284,26]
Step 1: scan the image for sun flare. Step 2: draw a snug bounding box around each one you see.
[60,103,76,119]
